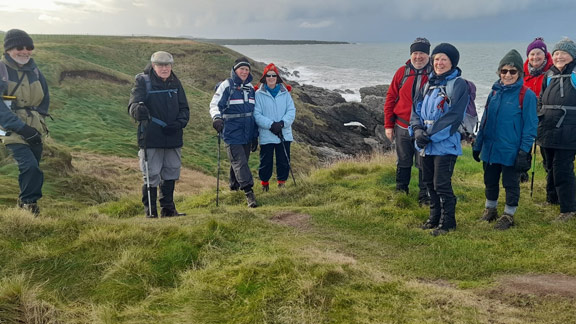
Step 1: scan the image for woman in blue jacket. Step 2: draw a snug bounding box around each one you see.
[254,63,296,191]
[473,49,538,230]
[410,43,469,236]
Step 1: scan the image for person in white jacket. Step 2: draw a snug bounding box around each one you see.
[254,63,296,191]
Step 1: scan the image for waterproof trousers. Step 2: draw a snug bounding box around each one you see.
[421,155,458,230]
[394,125,426,197]
[227,143,254,192]
[483,162,520,207]
[259,141,290,183]
[7,143,43,204]
[541,147,576,213]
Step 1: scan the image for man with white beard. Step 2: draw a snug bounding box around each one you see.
[0,29,50,215]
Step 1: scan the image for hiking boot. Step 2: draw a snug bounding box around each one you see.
[245,190,258,208]
[262,184,269,192]
[430,227,453,236]
[161,208,186,217]
[555,212,576,222]
[494,213,514,230]
[278,182,286,189]
[18,201,40,216]
[418,196,431,207]
[395,186,409,194]
[481,207,498,222]
[420,220,437,230]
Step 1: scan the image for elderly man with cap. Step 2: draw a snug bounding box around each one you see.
[537,38,576,222]
[0,29,49,215]
[410,43,470,236]
[384,37,432,205]
[209,57,259,208]
[128,51,190,218]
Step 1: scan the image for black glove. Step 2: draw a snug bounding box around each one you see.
[251,138,259,152]
[17,125,42,145]
[270,121,284,135]
[162,122,180,135]
[472,150,481,162]
[134,104,150,121]
[515,150,532,172]
[212,118,224,133]
[414,129,430,149]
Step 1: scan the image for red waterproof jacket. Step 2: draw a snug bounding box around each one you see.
[384,60,430,129]
[523,52,553,97]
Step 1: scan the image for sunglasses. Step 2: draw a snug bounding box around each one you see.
[500,68,518,75]
[15,45,34,51]
[265,74,277,78]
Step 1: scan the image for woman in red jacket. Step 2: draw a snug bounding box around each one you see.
[523,37,554,97]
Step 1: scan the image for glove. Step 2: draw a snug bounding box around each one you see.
[414,129,430,149]
[270,121,284,135]
[251,138,259,152]
[17,125,42,145]
[472,150,481,162]
[212,118,224,133]
[162,122,180,135]
[134,104,150,121]
[515,150,532,172]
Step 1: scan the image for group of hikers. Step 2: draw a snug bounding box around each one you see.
[1,29,576,234]
[387,37,576,235]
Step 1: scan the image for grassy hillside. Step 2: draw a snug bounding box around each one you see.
[0,35,575,323]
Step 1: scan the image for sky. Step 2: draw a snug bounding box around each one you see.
[0,0,574,43]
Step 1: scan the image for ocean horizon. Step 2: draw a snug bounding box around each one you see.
[228,42,531,113]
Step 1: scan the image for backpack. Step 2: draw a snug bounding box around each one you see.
[481,85,529,130]
[397,64,432,99]
[545,65,576,96]
[423,77,478,141]
[214,78,235,111]
[136,73,179,127]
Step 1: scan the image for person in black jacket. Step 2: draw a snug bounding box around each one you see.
[128,51,190,218]
[536,38,576,222]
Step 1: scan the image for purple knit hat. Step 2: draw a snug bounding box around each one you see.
[526,37,547,56]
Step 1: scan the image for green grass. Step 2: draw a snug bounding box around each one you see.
[0,34,574,323]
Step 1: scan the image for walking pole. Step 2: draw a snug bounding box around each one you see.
[138,102,154,217]
[216,132,221,206]
[530,142,537,198]
[279,134,296,186]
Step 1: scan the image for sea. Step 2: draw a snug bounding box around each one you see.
[228,42,528,114]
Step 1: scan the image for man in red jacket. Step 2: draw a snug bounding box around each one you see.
[384,37,432,205]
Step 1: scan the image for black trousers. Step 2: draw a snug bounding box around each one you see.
[7,143,43,204]
[421,155,458,229]
[395,125,426,195]
[258,142,290,183]
[541,147,576,213]
[483,162,520,207]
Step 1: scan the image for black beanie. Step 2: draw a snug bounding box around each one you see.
[498,49,524,77]
[3,29,34,52]
[410,37,430,54]
[431,43,459,67]
[233,57,251,71]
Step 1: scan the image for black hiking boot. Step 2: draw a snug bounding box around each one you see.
[262,184,269,192]
[159,180,186,217]
[18,200,40,216]
[420,220,437,230]
[430,227,453,236]
[245,190,258,208]
[481,207,498,222]
[278,182,286,189]
[494,213,514,230]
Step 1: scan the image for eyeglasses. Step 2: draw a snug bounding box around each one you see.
[265,74,277,78]
[15,45,34,51]
[500,69,518,75]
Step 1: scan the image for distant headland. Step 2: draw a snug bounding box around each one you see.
[183,37,350,45]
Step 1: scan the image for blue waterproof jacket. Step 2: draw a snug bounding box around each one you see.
[210,71,257,145]
[474,79,538,166]
[410,68,469,156]
[254,84,296,145]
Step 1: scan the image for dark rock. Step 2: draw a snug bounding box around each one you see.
[361,95,385,124]
[359,85,389,101]
[295,84,346,107]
